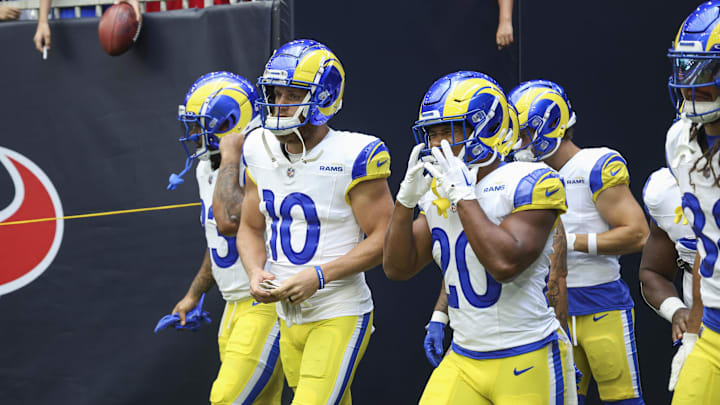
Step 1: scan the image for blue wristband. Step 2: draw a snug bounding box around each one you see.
[315,266,325,289]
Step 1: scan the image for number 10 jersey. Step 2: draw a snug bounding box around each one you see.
[242,127,391,323]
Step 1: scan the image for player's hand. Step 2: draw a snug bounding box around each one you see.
[270,267,319,306]
[248,268,278,303]
[496,20,514,50]
[396,143,432,208]
[668,332,698,391]
[424,321,446,367]
[218,131,245,165]
[172,294,200,326]
[671,308,690,342]
[115,0,142,24]
[33,21,51,53]
[0,5,20,21]
[423,140,477,205]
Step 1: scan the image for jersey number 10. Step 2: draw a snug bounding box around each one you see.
[263,190,321,265]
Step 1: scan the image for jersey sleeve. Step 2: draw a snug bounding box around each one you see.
[241,147,256,185]
[512,167,568,214]
[589,152,630,202]
[344,139,391,204]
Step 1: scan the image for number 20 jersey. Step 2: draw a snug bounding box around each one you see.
[418,161,566,355]
[666,118,720,315]
[242,127,391,323]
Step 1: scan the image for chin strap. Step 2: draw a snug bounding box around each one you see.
[167,157,194,190]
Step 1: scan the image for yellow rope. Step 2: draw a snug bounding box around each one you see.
[0,202,201,226]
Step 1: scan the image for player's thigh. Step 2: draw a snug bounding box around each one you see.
[279,318,308,390]
[578,309,642,401]
[291,312,373,405]
[217,301,240,362]
[672,326,720,405]
[494,337,574,405]
[419,352,490,405]
[211,301,282,405]
[569,327,591,396]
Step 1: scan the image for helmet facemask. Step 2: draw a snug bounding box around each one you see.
[669,52,720,123]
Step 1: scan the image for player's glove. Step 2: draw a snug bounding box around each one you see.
[668,332,698,391]
[154,293,212,332]
[423,140,476,205]
[396,143,432,209]
[424,321,446,368]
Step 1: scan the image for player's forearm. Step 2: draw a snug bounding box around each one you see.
[213,162,244,236]
[434,281,449,313]
[237,224,267,278]
[456,199,532,282]
[497,0,513,23]
[38,0,51,23]
[383,204,422,280]
[571,224,648,255]
[687,252,704,333]
[548,222,569,331]
[639,268,681,310]
[322,225,385,284]
[185,250,215,299]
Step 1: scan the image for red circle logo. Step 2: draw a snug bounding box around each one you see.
[0,147,64,295]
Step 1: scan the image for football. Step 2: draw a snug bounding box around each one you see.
[98,3,141,56]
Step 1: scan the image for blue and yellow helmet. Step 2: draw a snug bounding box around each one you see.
[497,102,520,159]
[507,80,574,162]
[668,1,720,123]
[168,71,259,190]
[412,71,510,167]
[257,39,345,134]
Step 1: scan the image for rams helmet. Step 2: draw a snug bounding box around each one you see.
[668,1,720,123]
[257,39,345,135]
[508,80,574,162]
[412,71,510,167]
[168,71,259,190]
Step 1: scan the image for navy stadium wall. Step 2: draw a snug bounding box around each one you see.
[0,0,704,404]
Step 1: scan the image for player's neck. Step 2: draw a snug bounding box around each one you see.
[704,120,720,137]
[285,124,330,154]
[544,140,579,171]
[475,159,501,182]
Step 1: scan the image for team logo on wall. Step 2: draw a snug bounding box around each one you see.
[0,147,64,295]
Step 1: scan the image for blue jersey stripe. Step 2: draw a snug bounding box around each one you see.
[452,331,557,359]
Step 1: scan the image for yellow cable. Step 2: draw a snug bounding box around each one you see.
[0,202,201,226]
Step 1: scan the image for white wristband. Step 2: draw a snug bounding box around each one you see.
[430,310,449,325]
[659,297,687,323]
[566,232,576,252]
[587,233,598,256]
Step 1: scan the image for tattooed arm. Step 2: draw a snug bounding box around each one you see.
[548,219,569,332]
[213,132,246,236]
[171,250,215,326]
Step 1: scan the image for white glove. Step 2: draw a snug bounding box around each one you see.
[668,332,698,391]
[396,143,432,208]
[423,140,477,205]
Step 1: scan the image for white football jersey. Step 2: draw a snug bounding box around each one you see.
[243,127,391,323]
[666,118,720,310]
[197,159,250,302]
[419,161,565,355]
[643,167,696,305]
[559,147,631,288]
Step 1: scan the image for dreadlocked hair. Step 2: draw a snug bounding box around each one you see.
[688,122,720,188]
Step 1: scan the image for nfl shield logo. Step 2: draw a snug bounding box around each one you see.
[287,167,295,178]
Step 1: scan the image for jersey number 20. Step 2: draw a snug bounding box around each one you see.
[432,228,502,309]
